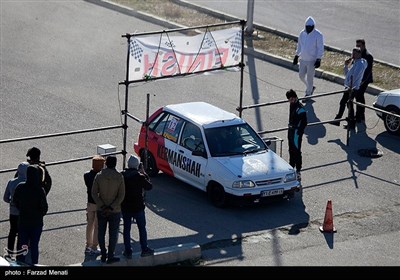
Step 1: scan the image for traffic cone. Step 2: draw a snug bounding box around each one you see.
[319,200,337,233]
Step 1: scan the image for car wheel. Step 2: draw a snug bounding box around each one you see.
[383,106,400,135]
[140,150,159,177]
[207,184,227,208]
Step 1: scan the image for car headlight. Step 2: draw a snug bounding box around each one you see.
[232,180,255,188]
[284,172,297,183]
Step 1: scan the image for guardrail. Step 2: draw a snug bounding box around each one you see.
[0,125,124,174]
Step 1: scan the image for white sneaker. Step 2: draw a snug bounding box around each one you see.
[305,86,316,98]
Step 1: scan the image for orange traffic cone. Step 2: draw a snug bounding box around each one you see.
[319,200,337,233]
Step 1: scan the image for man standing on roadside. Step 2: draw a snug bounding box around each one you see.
[92,156,125,264]
[286,89,307,181]
[25,147,52,196]
[355,39,373,123]
[293,16,324,99]
[331,47,367,129]
[121,155,154,259]
[83,155,105,256]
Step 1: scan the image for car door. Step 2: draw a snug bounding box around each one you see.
[173,121,207,191]
[146,111,184,176]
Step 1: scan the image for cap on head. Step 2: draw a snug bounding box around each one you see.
[105,156,117,169]
[286,89,297,99]
[26,147,41,162]
[305,16,315,26]
[127,154,140,169]
[92,155,105,172]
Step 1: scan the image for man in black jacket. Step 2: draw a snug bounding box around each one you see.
[355,39,373,123]
[13,165,48,265]
[121,154,154,258]
[26,147,52,196]
[286,89,308,181]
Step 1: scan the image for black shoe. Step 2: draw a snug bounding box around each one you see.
[343,124,355,130]
[123,251,132,259]
[141,247,155,257]
[106,256,120,264]
[296,171,301,181]
[101,255,107,263]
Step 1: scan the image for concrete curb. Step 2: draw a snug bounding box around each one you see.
[70,243,201,267]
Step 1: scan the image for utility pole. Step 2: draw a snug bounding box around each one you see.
[245,0,255,36]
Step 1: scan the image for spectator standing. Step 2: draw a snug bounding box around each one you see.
[3,162,29,257]
[92,156,125,264]
[331,47,367,129]
[121,155,154,259]
[293,16,324,98]
[83,155,105,255]
[286,89,308,180]
[13,165,48,265]
[25,147,52,195]
[355,39,374,122]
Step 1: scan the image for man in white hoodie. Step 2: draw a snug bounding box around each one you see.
[293,16,324,98]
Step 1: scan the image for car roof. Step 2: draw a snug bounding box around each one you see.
[164,102,245,128]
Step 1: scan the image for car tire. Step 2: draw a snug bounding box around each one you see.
[207,184,227,208]
[140,150,159,177]
[383,106,400,135]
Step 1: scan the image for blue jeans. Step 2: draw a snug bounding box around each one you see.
[122,209,148,253]
[97,211,121,258]
[16,225,43,265]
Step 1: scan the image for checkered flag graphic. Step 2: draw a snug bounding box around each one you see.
[130,39,143,63]
[201,32,215,50]
[230,31,242,58]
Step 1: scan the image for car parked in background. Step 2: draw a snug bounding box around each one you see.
[373,88,400,135]
[133,102,300,207]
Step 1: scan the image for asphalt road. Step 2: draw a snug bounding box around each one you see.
[0,0,399,269]
[186,0,400,66]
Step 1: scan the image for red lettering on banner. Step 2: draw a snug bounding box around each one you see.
[142,47,231,78]
[161,54,178,76]
[143,54,159,77]
[178,54,193,74]
[215,48,229,68]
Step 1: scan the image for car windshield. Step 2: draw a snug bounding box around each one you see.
[204,123,267,157]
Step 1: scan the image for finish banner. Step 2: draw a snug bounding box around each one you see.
[128,27,242,82]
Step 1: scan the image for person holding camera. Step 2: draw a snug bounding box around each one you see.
[21,147,52,196]
[331,47,367,129]
[121,155,154,258]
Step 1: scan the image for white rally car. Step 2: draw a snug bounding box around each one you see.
[372,88,400,135]
[134,102,300,207]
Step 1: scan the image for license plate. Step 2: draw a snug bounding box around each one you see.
[261,189,284,197]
